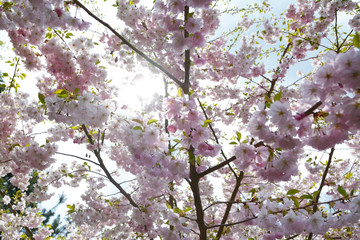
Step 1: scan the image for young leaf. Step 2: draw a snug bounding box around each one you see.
[147,119,157,125]
[337,185,348,198]
[274,91,281,101]
[38,93,46,105]
[287,189,300,195]
[178,87,182,97]
[265,95,272,104]
[299,194,313,200]
[236,131,242,142]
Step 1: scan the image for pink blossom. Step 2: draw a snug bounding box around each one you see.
[196,142,220,157]
[189,32,206,48]
[167,124,177,133]
[171,32,188,52]
[185,17,203,33]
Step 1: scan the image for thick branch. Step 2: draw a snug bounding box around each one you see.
[188,146,207,240]
[183,5,191,94]
[216,171,244,239]
[73,0,183,89]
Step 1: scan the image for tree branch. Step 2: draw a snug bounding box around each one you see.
[197,98,238,177]
[198,156,237,178]
[216,171,244,239]
[304,101,322,117]
[8,58,20,93]
[55,151,100,166]
[188,146,207,240]
[72,0,183,89]
[183,5,191,94]
[82,124,140,209]
[207,216,257,229]
[307,147,335,240]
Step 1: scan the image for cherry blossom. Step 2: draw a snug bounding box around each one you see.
[1,0,360,239]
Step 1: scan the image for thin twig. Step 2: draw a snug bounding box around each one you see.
[197,98,238,177]
[56,151,100,166]
[82,124,140,209]
[8,58,20,93]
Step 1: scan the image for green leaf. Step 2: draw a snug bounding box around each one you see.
[204,119,213,124]
[287,189,300,195]
[274,91,282,101]
[178,88,182,97]
[38,93,46,105]
[54,89,67,94]
[265,95,272,104]
[2,72,8,77]
[236,131,242,142]
[337,185,348,198]
[184,206,192,212]
[299,194,313,200]
[74,88,80,94]
[66,204,76,214]
[229,141,238,145]
[147,119,157,125]
[291,196,299,208]
[173,207,183,215]
[353,32,360,49]
[65,32,74,39]
[133,126,143,131]
[9,143,21,151]
[57,93,68,98]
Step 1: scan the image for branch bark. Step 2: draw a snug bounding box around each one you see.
[188,146,207,239]
[183,5,191,94]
